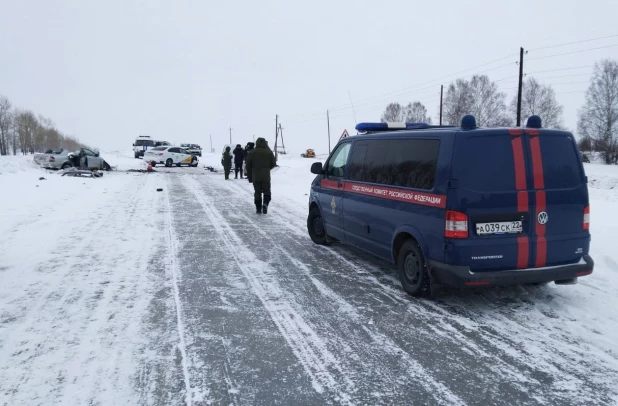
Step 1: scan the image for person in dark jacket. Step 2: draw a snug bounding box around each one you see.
[245,137,276,214]
[221,146,232,180]
[244,142,255,182]
[232,144,244,179]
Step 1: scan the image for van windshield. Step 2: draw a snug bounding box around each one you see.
[135,139,155,146]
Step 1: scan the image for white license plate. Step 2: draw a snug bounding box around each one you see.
[476,221,522,235]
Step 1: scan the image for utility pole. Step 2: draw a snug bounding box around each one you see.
[278,123,286,154]
[516,47,525,127]
[327,110,331,153]
[439,85,444,125]
[229,127,232,145]
[209,134,212,153]
[274,114,279,161]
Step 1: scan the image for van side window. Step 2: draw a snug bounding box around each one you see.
[349,143,368,181]
[351,139,440,190]
[326,143,351,178]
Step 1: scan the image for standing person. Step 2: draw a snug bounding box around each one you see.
[232,144,244,179]
[245,137,275,214]
[221,146,232,180]
[244,142,255,183]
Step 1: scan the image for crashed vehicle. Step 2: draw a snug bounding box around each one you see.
[180,143,202,157]
[33,148,111,171]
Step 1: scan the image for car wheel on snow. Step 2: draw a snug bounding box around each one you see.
[397,240,429,297]
[61,163,72,170]
[165,158,173,167]
[307,206,331,246]
[103,161,111,171]
[190,157,198,167]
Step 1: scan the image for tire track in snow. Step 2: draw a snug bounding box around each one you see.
[164,179,198,406]
[181,175,356,403]
[228,204,468,405]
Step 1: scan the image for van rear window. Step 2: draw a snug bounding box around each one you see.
[539,135,582,189]
[135,140,155,146]
[349,139,440,190]
[455,136,516,192]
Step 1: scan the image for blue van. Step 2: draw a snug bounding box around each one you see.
[306,115,593,297]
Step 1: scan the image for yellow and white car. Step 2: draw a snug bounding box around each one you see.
[144,146,199,167]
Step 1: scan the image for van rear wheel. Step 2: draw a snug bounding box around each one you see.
[307,206,331,246]
[397,240,429,297]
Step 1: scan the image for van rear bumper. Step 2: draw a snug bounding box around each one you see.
[428,255,594,288]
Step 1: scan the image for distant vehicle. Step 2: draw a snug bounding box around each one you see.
[301,149,316,158]
[180,143,202,157]
[581,152,590,163]
[307,115,593,297]
[155,140,171,147]
[144,146,198,167]
[34,148,111,170]
[133,136,155,158]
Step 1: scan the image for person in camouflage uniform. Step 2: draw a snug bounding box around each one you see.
[245,137,276,214]
[221,146,232,180]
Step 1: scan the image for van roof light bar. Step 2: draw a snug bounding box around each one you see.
[355,122,430,133]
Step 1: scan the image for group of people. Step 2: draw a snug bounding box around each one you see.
[222,137,276,214]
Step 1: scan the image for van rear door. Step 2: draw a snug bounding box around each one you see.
[448,129,533,272]
[527,129,590,268]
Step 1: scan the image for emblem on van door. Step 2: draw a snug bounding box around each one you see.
[331,196,336,214]
[537,211,548,225]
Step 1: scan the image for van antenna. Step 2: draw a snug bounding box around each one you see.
[348,90,358,126]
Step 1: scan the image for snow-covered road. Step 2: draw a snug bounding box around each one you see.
[1,154,618,405]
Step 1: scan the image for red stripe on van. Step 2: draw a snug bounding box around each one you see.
[535,191,547,267]
[529,135,545,190]
[343,182,447,208]
[511,130,529,268]
[320,179,339,190]
[528,130,547,267]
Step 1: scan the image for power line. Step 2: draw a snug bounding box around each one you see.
[526,65,594,74]
[527,44,618,61]
[282,53,517,118]
[529,34,618,52]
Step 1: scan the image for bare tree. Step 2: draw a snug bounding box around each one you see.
[443,79,473,125]
[0,95,12,155]
[381,102,405,122]
[510,77,564,129]
[577,59,618,164]
[15,110,39,154]
[403,101,432,124]
[468,75,510,127]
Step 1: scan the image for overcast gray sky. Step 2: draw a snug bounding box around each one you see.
[1,0,617,154]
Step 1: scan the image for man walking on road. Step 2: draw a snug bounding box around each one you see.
[222,146,232,180]
[233,144,244,179]
[245,137,276,214]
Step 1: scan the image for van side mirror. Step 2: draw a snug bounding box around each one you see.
[132,144,135,147]
[310,162,323,175]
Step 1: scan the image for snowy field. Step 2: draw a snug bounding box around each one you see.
[1,151,617,405]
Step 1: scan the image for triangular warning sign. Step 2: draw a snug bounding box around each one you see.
[339,129,349,141]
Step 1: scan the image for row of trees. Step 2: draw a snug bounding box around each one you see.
[381,75,563,128]
[380,59,618,164]
[0,94,85,156]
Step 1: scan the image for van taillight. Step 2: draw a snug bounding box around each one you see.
[445,210,468,239]
[583,205,590,230]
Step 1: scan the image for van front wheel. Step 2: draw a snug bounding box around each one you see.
[397,240,429,297]
[307,206,331,246]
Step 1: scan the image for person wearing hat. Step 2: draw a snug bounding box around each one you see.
[232,144,245,179]
[244,142,255,182]
[221,146,232,180]
[245,137,276,214]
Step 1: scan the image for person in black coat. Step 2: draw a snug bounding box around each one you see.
[244,142,255,182]
[233,144,244,179]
